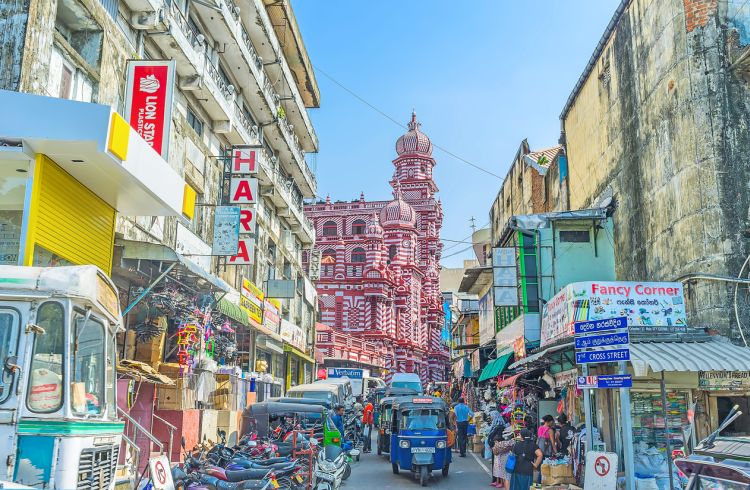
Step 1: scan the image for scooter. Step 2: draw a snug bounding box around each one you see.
[313,443,348,490]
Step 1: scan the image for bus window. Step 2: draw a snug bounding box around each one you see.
[71,315,105,415]
[0,309,19,403]
[28,302,64,413]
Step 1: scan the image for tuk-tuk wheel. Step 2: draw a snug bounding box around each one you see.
[419,466,428,487]
[392,463,399,475]
[442,464,449,477]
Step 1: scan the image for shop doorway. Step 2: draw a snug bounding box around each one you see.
[716,396,750,436]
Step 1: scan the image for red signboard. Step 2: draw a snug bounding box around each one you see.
[232,147,260,174]
[239,207,256,235]
[124,60,176,158]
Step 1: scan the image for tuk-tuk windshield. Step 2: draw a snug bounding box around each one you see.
[392,381,422,393]
[696,476,746,489]
[401,408,445,430]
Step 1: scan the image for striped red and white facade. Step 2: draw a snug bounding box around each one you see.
[304,113,449,382]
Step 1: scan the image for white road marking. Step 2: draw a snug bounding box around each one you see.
[469,451,492,477]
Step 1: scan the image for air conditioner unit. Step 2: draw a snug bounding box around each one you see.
[194,34,205,49]
[131,11,165,30]
[227,84,235,94]
[233,6,241,17]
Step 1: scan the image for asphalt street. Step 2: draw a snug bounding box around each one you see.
[343,438,492,489]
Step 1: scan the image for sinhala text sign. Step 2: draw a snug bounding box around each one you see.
[541,281,687,347]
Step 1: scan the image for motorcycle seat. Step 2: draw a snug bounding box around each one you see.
[199,475,271,490]
[254,457,293,465]
[224,468,273,482]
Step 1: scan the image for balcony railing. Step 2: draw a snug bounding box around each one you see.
[205,58,234,100]
[170,2,202,49]
[234,102,260,142]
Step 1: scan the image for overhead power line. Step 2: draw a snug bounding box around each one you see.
[314,67,504,180]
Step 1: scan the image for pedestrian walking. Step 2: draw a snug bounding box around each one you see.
[509,429,543,490]
[484,410,505,486]
[492,428,515,489]
[454,397,474,457]
[362,398,374,453]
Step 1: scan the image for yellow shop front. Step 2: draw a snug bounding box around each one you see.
[0,90,192,271]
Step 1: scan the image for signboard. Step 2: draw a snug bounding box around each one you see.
[262,299,281,333]
[577,376,598,389]
[228,237,255,265]
[574,331,629,349]
[230,177,259,204]
[698,371,750,391]
[231,146,260,174]
[309,249,321,281]
[575,348,630,364]
[584,451,618,490]
[149,455,175,490]
[211,206,240,256]
[574,317,627,336]
[240,277,264,324]
[239,207,256,235]
[541,281,688,347]
[578,375,633,389]
[492,247,518,306]
[124,60,176,158]
[328,368,365,379]
[478,291,495,345]
[554,369,578,388]
[280,319,305,351]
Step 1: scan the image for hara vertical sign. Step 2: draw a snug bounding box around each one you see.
[124,60,176,159]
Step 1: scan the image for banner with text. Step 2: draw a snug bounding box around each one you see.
[124,60,176,158]
[541,281,687,347]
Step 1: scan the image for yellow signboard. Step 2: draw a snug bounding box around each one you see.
[240,277,264,324]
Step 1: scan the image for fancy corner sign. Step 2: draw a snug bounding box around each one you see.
[124,60,176,159]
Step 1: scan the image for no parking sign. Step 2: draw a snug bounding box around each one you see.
[149,455,174,490]
[584,451,618,489]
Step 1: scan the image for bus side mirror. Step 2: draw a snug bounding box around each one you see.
[4,356,20,374]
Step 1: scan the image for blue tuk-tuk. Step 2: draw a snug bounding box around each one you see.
[389,396,451,486]
[376,395,400,455]
[373,387,418,427]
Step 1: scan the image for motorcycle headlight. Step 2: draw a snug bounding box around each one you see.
[399,440,410,449]
[436,441,446,449]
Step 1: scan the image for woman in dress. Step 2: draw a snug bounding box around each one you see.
[492,427,515,489]
[510,428,543,490]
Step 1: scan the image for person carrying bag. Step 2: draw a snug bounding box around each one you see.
[508,429,543,490]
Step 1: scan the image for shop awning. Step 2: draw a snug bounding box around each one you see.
[284,344,315,364]
[507,342,573,370]
[630,340,750,377]
[498,371,531,388]
[458,266,493,295]
[116,239,231,293]
[0,90,190,216]
[216,297,250,326]
[478,351,514,382]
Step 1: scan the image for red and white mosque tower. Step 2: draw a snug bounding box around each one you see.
[304,113,449,382]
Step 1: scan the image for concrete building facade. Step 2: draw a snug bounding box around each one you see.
[560,0,750,339]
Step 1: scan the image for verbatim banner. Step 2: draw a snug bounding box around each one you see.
[124,60,176,158]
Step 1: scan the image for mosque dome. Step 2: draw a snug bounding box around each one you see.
[380,186,416,228]
[395,111,432,156]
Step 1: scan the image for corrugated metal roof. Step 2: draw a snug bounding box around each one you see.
[630,340,750,376]
[507,342,573,370]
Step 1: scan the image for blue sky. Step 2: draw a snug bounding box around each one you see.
[294,1,620,268]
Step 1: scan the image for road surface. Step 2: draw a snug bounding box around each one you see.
[343,445,492,489]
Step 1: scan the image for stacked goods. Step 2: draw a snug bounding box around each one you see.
[541,460,576,486]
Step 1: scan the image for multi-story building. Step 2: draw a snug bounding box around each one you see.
[560,0,750,339]
[304,113,449,382]
[0,0,320,472]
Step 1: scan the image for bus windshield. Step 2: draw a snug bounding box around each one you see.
[71,315,105,416]
[392,381,422,393]
[401,409,445,430]
[0,310,19,404]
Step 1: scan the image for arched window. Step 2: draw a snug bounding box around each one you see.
[351,219,366,235]
[351,247,366,263]
[388,245,397,261]
[322,221,337,237]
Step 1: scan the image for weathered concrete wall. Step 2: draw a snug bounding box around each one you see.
[562,0,750,338]
[0,0,31,90]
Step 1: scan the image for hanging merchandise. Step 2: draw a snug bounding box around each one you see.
[213,334,238,363]
[135,315,167,342]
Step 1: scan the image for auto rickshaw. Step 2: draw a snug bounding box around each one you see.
[374,387,418,427]
[389,396,451,486]
[240,401,327,439]
[675,403,750,488]
[376,396,399,455]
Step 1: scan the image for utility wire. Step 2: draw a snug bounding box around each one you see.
[314,67,504,180]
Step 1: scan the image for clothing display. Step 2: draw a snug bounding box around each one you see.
[631,391,689,451]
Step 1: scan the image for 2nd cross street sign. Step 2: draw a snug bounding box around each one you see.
[574,317,628,336]
[575,348,631,364]
[575,331,630,349]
